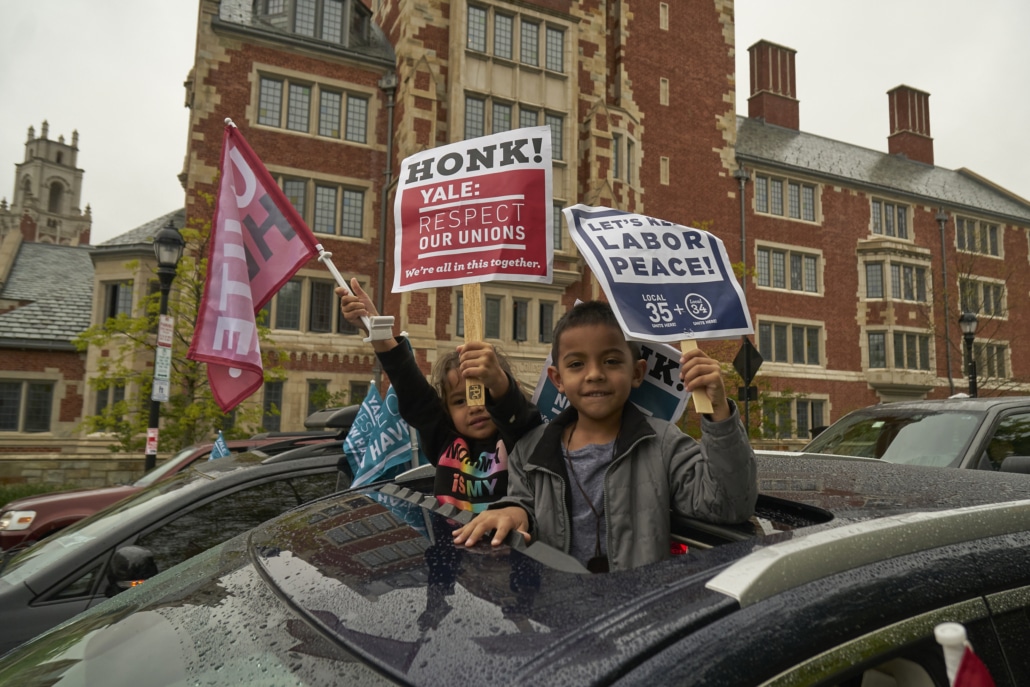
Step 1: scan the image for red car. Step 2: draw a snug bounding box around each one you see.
[0,423,351,551]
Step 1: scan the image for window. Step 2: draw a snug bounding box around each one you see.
[0,381,54,432]
[892,332,932,370]
[494,13,513,59]
[552,202,563,250]
[455,291,465,337]
[956,217,1000,256]
[660,2,669,30]
[545,26,564,72]
[756,247,819,293]
[307,380,329,416]
[95,384,126,417]
[345,94,367,143]
[485,296,502,339]
[513,299,529,341]
[275,175,365,238]
[263,381,283,432]
[258,77,283,127]
[520,20,539,66]
[286,83,311,131]
[871,199,909,239]
[545,113,563,160]
[612,133,621,179]
[865,262,884,299]
[891,263,928,302]
[257,73,368,142]
[755,174,816,221]
[103,281,134,319]
[309,281,335,332]
[539,302,555,344]
[293,0,344,43]
[467,5,487,51]
[868,332,887,368]
[660,78,669,106]
[267,0,285,13]
[350,381,369,404]
[135,473,338,574]
[975,342,1008,379]
[492,102,512,133]
[758,322,821,365]
[275,280,302,329]
[465,95,485,139]
[762,397,825,440]
[660,156,669,185]
[519,108,538,129]
[960,278,1005,317]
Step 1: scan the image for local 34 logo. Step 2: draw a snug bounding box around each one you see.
[685,294,712,319]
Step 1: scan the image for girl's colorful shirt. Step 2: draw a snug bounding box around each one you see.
[434,436,510,512]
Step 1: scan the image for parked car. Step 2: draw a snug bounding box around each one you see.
[0,410,365,655]
[0,407,358,551]
[802,396,1030,472]
[3,452,1030,685]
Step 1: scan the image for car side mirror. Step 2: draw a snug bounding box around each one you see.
[999,456,1030,474]
[106,545,158,597]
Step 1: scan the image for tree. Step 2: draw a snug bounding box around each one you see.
[75,191,283,453]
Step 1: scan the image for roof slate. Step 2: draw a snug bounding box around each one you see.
[736,116,1030,223]
[0,242,95,344]
[98,208,186,248]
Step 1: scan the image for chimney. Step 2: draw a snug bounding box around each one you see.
[747,40,799,130]
[887,85,934,165]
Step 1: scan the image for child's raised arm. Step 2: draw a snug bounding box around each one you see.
[336,278,397,353]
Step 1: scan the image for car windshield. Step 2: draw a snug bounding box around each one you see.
[133,446,206,487]
[0,469,211,585]
[804,408,985,468]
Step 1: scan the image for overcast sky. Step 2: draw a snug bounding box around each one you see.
[2,1,1027,246]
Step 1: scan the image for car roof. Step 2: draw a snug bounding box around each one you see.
[838,396,1030,414]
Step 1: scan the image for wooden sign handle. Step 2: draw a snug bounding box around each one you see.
[462,283,487,407]
[680,339,714,415]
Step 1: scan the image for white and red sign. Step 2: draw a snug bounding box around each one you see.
[392,127,553,292]
[187,123,320,412]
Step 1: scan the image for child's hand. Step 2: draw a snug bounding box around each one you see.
[679,348,730,421]
[458,341,510,400]
[452,507,531,547]
[336,278,379,332]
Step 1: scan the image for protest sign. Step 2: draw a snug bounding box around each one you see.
[564,205,752,342]
[392,126,553,293]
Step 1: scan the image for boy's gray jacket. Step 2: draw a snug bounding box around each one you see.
[491,402,757,572]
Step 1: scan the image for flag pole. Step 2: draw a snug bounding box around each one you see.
[316,245,395,341]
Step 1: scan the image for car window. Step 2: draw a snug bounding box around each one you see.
[983,411,1030,470]
[133,447,206,487]
[134,473,337,573]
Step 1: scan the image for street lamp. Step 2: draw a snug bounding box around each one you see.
[959,310,978,398]
[936,209,955,395]
[145,219,185,470]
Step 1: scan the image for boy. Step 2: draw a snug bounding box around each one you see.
[453,300,757,571]
[338,279,540,512]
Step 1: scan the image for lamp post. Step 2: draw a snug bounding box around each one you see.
[373,70,398,389]
[936,210,955,395]
[144,220,185,471]
[959,311,978,398]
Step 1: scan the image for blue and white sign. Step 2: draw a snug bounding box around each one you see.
[532,340,689,424]
[564,205,753,342]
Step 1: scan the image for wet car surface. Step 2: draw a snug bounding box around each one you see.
[3,454,1030,685]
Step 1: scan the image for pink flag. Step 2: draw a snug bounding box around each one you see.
[187,123,320,412]
[954,646,995,687]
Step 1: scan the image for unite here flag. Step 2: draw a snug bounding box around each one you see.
[187,123,320,412]
[343,384,428,488]
[392,126,553,292]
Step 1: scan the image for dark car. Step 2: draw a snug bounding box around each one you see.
[3,453,1030,685]
[0,433,360,656]
[0,407,358,550]
[802,396,1030,472]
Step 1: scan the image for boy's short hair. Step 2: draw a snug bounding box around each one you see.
[432,345,515,402]
[550,301,641,363]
